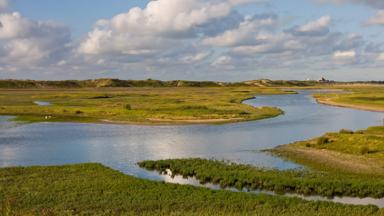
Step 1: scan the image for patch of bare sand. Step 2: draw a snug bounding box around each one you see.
[316,97,384,112]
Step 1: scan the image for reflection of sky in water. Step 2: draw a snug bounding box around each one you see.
[0,91,383,182]
[159,170,384,208]
[34,101,51,106]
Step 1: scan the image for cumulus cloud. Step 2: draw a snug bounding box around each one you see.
[378,53,384,61]
[0,12,71,68]
[0,0,383,80]
[366,10,384,25]
[201,14,381,72]
[205,15,335,56]
[289,16,331,36]
[333,50,356,59]
[78,0,248,56]
[203,14,278,47]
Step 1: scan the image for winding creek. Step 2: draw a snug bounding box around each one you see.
[1,91,384,206]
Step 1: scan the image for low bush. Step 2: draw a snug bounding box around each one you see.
[317,137,330,145]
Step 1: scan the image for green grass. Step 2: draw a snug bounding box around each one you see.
[139,158,384,198]
[0,87,286,125]
[296,127,384,156]
[271,126,384,175]
[314,85,384,111]
[0,163,381,216]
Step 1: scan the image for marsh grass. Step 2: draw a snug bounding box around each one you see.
[0,87,286,124]
[0,163,381,216]
[139,158,384,198]
[314,85,384,111]
[292,126,384,157]
[270,126,384,183]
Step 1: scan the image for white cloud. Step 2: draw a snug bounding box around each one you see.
[212,55,233,66]
[367,10,384,25]
[333,50,356,59]
[203,14,277,47]
[0,12,71,67]
[377,53,384,61]
[297,16,331,33]
[78,0,249,56]
[0,0,382,81]
[180,51,212,63]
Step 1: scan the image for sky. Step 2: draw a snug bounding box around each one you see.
[0,0,383,81]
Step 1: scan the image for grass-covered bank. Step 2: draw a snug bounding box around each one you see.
[314,85,384,112]
[1,163,380,216]
[0,87,286,125]
[271,126,384,175]
[138,158,384,198]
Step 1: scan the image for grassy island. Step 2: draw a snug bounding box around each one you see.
[0,81,287,124]
[0,87,285,125]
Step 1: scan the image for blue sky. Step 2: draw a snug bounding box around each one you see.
[0,0,383,81]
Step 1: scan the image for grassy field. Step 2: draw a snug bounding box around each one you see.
[1,163,382,216]
[314,85,384,112]
[271,126,384,175]
[0,87,287,125]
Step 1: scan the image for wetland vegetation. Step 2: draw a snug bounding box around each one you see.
[1,79,384,215]
[0,85,286,124]
[272,126,384,175]
[139,157,384,198]
[314,85,384,112]
[1,163,382,216]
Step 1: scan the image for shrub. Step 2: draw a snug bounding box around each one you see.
[317,137,330,145]
[339,129,354,134]
[75,110,83,114]
[125,104,132,110]
[181,105,208,110]
[239,111,251,115]
[360,145,370,155]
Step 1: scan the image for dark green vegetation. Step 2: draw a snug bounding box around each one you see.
[1,163,382,216]
[139,157,384,198]
[0,87,285,124]
[272,126,384,175]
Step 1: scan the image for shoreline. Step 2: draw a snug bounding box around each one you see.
[314,96,384,113]
[270,145,384,175]
[6,110,283,126]
[4,95,285,126]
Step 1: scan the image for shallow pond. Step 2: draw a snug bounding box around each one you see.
[1,91,384,205]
